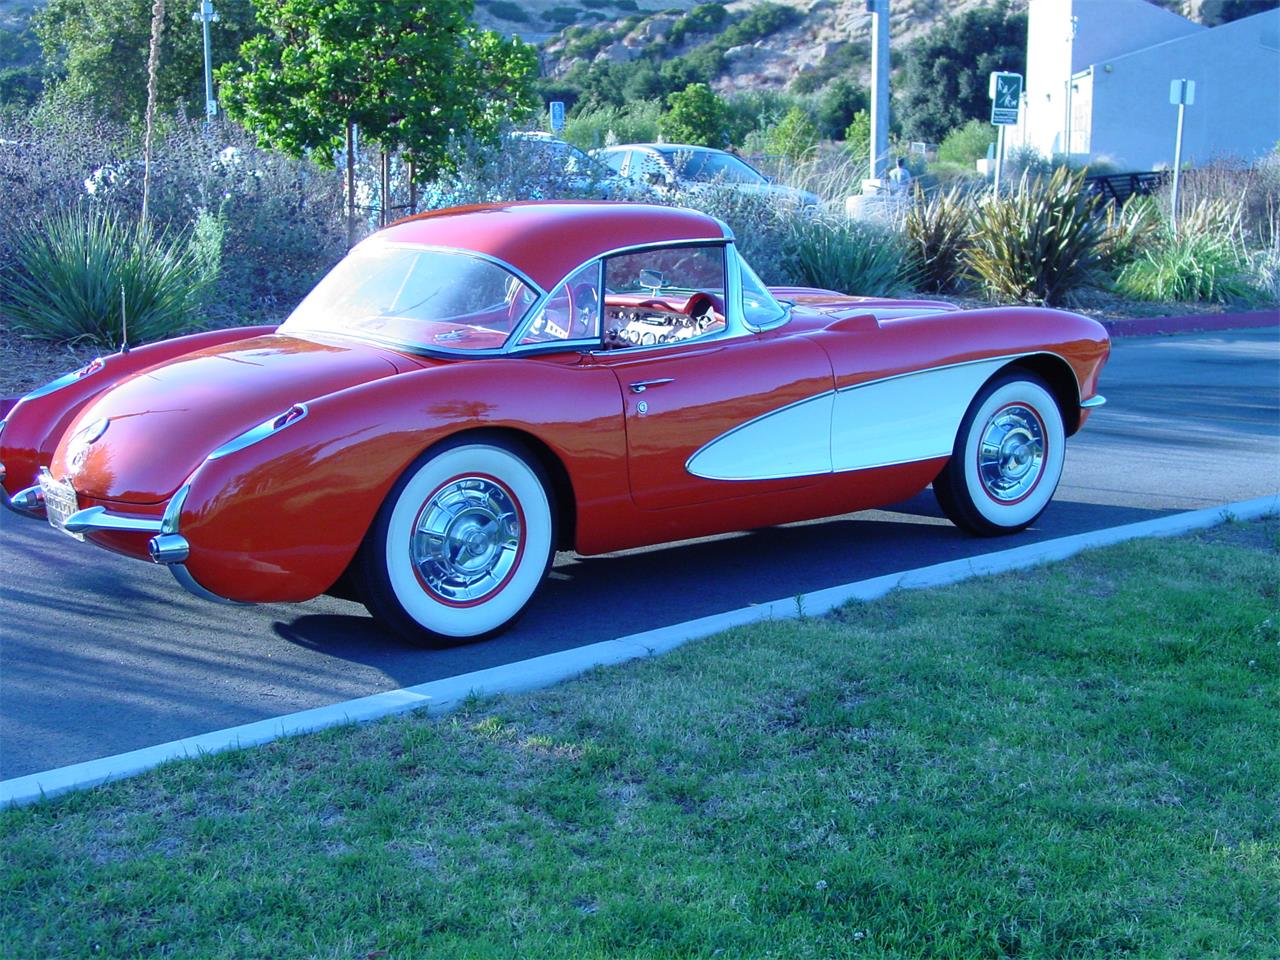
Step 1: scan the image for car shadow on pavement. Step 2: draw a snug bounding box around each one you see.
[267,492,1177,685]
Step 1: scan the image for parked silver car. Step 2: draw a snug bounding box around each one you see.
[592,143,821,209]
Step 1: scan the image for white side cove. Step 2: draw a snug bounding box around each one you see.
[687,357,1014,481]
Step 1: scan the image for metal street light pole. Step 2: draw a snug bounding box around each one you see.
[868,0,890,182]
[192,0,219,126]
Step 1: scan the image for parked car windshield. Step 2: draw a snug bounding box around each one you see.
[664,150,767,185]
[280,243,538,352]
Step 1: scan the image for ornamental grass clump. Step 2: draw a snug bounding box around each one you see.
[1113,197,1262,304]
[784,213,914,296]
[904,183,972,293]
[965,166,1106,306]
[1,204,215,346]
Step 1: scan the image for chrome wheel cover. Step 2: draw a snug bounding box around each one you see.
[976,404,1046,503]
[411,477,522,603]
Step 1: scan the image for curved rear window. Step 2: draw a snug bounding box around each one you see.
[280,243,538,352]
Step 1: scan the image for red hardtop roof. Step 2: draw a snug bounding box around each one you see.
[377,201,730,290]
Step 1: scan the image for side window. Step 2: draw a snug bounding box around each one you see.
[602,245,727,349]
[738,254,787,328]
[600,151,627,174]
[518,262,601,346]
[633,151,668,186]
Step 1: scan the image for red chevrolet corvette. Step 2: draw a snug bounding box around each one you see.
[1,202,1108,646]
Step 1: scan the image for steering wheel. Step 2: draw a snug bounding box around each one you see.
[568,282,600,339]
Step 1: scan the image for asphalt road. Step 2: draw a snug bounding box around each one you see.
[2,327,1277,779]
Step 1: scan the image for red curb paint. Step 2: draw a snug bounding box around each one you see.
[1102,308,1279,338]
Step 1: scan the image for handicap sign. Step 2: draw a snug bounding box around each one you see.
[989,72,1023,125]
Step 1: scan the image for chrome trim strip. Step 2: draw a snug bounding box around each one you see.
[160,484,190,534]
[169,563,252,605]
[62,506,162,535]
[19,357,107,402]
[1081,394,1106,408]
[206,403,309,461]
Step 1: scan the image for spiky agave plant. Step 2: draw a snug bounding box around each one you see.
[1,205,213,345]
[965,166,1107,306]
[904,183,973,293]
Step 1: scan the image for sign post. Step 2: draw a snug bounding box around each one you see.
[549,100,565,134]
[989,71,1022,195]
[1169,78,1195,233]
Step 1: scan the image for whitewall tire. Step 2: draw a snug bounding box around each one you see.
[355,437,555,647]
[933,372,1066,536]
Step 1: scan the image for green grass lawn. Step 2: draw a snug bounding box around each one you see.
[3,521,1277,959]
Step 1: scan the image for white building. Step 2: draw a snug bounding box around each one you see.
[1017,0,1280,171]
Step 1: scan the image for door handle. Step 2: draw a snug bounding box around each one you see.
[629,378,675,394]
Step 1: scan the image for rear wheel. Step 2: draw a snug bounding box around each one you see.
[355,437,555,647]
[933,372,1065,536]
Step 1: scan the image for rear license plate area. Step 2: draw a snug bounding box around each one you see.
[39,470,84,541]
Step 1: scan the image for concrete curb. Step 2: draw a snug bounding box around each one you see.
[3,492,1277,808]
[1102,308,1278,338]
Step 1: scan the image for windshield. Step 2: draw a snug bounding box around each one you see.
[666,150,767,185]
[280,243,538,352]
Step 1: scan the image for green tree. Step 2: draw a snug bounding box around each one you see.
[766,105,819,163]
[659,82,730,148]
[216,0,537,181]
[844,109,870,159]
[897,0,1026,143]
[816,77,868,141]
[35,0,260,121]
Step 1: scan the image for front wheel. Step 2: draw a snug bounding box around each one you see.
[933,372,1066,536]
[354,437,556,647]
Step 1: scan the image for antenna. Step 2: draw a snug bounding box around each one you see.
[120,284,130,353]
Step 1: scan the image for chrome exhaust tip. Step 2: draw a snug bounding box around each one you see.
[148,533,190,564]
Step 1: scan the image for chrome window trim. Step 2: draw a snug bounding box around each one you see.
[734,251,790,332]
[350,241,547,297]
[282,242,546,357]
[507,261,604,354]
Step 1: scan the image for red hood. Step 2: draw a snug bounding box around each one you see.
[54,334,412,504]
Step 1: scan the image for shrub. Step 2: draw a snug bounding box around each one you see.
[1,204,214,345]
[965,167,1106,306]
[563,100,662,149]
[1115,230,1261,304]
[764,106,819,164]
[1099,194,1164,270]
[815,78,868,141]
[659,83,730,148]
[483,0,530,23]
[904,184,973,293]
[0,100,347,324]
[724,89,799,147]
[783,214,913,296]
[937,119,994,168]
